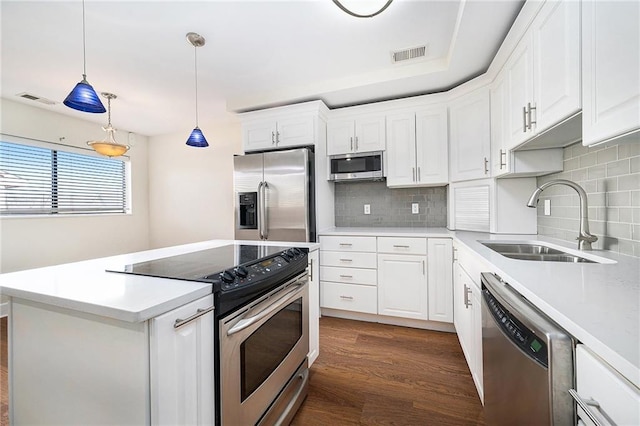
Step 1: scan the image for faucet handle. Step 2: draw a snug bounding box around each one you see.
[577,234,598,243]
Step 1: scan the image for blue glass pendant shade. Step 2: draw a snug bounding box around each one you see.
[186,127,209,147]
[63,76,106,113]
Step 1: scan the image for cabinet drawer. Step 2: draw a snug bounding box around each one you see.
[320,236,376,252]
[575,345,640,426]
[320,266,377,286]
[377,237,427,255]
[321,281,377,314]
[320,251,377,269]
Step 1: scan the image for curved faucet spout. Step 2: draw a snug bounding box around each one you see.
[526,179,598,250]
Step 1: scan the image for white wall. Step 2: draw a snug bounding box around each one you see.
[147,119,242,249]
[0,98,150,273]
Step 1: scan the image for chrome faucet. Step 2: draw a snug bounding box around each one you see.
[527,179,598,250]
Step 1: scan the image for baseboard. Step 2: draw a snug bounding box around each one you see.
[320,308,456,333]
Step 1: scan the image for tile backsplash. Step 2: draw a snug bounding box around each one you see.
[536,141,639,257]
[334,180,447,227]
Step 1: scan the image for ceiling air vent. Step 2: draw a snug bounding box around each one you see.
[391,45,427,64]
[16,92,56,105]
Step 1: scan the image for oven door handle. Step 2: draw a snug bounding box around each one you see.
[227,282,305,336]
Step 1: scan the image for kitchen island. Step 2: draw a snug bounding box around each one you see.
[0,239,319,425]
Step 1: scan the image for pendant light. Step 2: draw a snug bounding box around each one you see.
[87,92,130,157]
[63,0,106,113]
[185,32,209,148]
[332,0,394,18]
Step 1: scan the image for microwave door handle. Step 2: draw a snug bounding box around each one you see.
[227,282,305,336]
[262,182,269,240]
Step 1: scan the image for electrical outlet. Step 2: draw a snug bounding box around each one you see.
[364,204,371,215]
[544,199,551,216]
[412,203,419,214]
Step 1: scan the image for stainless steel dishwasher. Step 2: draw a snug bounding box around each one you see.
[481,272,575,425]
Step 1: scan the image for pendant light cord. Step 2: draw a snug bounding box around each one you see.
[82,0,87,79]
[332,0,393,18]
[194,44,199,128]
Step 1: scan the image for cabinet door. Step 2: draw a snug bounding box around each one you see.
[427,239,453,323]
[308,250,320,366]
[453,262,472,358]
[327,119,356,155]
[532,0,581,133]
[490,72,510,177]
[385,112,417,187]
[377,253,428,320]
[416,106,448,185]
[582,0,640,146]
[449,87,491,182]
[505,36,535,147]
[470,284,483,401]
[355,115,386,152]
[243,119,276,151]
[276,116,316,148]
[150,295,215,426]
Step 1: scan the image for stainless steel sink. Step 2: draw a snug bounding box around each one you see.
[481,242,596,263]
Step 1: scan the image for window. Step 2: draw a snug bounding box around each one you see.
[0,137,128,216]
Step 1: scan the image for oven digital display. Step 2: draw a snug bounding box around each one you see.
[260,258,274,267]
[239,298,303,401]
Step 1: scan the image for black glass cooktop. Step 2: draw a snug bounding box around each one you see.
[109,244,291,283]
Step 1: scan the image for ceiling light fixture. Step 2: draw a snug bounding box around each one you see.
[332,0,394,18]
[63,0,105,113]
[185,32,209,148]
[87,93,130,157]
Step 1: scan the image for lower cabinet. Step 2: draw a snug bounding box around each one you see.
[150,295,215,426]
[453,261,483,403]
[378,253,428,320]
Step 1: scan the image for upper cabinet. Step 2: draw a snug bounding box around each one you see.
[239,101,329,152]
[449,87,491,182]
[386,105,448,187]
[327,114,386,156]
[581,0,640,146]
[505,0,581,148]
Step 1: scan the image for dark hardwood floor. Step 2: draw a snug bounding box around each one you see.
[0,316,484,426]
[292,317,485,426]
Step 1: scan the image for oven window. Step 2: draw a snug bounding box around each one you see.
[240,297,302,401]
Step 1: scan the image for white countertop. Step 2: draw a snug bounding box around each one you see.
[0,239,320,323]
[320,227,640,388]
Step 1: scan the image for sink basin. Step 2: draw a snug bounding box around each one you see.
[481,242,597,263]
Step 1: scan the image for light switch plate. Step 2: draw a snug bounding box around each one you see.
[412,203,419,214]
[364,204,371,215]
[544,199,551,216]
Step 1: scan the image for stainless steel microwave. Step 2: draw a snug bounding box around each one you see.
[328,151,384,182]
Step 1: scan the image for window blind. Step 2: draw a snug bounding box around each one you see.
[0,140,127,215]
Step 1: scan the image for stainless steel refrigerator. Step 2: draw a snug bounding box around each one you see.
[234,147,316,242]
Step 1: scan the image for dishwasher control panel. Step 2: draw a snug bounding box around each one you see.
[483,288,549,368]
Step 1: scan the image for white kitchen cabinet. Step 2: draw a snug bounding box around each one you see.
[505,0,581,147]
[386,107,448,187]
[327,114,386,155]
[377,253,428,320]
[448,87,491,182]
[242,115,316,151]
[427,239,453,323]
[150,295,215,426]
[308,249,320,366]
[574,344,640,425]
[582,0,640,146]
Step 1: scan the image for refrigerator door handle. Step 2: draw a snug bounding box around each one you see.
[257,181,264,239]
[262,181,270,240]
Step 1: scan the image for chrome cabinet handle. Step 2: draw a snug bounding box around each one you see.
[339,258,353,262]
[500,149,507,169]
[422,260,426,275]
[568,389,613,426]
[412,167,416,182]
[527,102,536,129]
[355,136,359,151]
[174,306,214,329]
[339,274,353,279]
[463,284,472,308]
[484,157,489,174]
[350,137,354,151]
[523,106,528,132]
[393,245,410,248]
[417,167,421,181]
[309,257,314,282]
[339,243,352,247]
[271,131,276,145]
[340,295,354,300]
[453,247,458,262]
[276,130,280,144]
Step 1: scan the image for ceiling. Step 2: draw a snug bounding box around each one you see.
[1,0,524,137]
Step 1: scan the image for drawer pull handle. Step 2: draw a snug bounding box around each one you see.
[568,389,613,426]
[339,243,353,247]
[393,245,410,248]
[339,258,353,262]
[463,284,472,309]
[340,295,354,300]
[174,306,214,329]
[339,275,353,279]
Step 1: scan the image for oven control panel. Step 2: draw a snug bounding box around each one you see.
[218,248,306,291]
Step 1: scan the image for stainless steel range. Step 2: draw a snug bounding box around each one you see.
[111,244,310,426]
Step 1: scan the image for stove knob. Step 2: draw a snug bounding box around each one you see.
[287,248,297,258]
[292,247,302,256]
[221,270,235,284]
[235,265,248,278]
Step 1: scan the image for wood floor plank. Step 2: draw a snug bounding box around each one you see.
[292,316,485,425]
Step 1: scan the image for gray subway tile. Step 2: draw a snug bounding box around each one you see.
[618,143,640,159]
[580,152,597,168]
[564,157,580,171]
[597,146,618,164]
[588,165,607,180]
[606,191,631,207]
[631,157,640,173]
[618,174,640,191]
[606,159,630,177]
[597,177,618,192]
[607,222,632,239]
